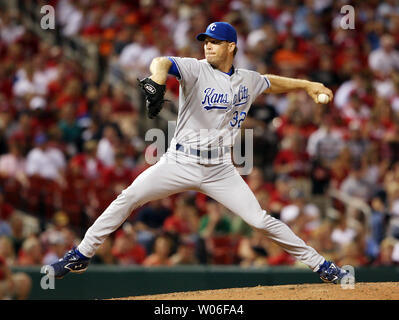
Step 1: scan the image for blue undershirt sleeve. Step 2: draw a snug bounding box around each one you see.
[167,57,181,79]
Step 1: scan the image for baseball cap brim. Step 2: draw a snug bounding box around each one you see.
[196,32,227,42]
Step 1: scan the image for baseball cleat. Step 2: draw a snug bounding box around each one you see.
[317,260,349,284]
[45,248,90,279]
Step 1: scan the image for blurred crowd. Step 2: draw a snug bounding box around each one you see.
[1,0,399,298]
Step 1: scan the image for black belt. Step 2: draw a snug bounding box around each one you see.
[175,143,230,159]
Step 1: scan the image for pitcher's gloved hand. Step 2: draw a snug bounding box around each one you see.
[137,77,167,119]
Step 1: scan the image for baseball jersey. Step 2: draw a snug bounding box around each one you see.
[168,57,271,160]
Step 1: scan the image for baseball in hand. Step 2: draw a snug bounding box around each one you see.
[317,93,330,104]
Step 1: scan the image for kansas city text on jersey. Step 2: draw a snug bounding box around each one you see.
[201,85,250,110]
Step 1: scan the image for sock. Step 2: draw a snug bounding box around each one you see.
[316,260,329,273]
[75,248,89,259]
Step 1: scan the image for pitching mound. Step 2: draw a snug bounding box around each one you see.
[117,282,399,300]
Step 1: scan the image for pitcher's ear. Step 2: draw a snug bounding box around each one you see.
[229,42,237,56]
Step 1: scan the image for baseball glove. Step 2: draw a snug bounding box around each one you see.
[137,77,166,119]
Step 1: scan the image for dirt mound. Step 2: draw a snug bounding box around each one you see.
[117,282,399,300]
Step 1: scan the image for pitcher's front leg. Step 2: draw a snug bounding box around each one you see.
[200,168,325,270]
[78,157,197,257]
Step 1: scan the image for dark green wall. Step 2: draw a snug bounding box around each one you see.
[11,265,399,300]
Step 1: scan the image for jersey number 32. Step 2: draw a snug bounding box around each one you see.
[230,111,247,128]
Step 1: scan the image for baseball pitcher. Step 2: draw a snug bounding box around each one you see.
[46,22,349,284]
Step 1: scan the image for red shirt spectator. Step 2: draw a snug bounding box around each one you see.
[163,198,199,236]
[111,229,146,265]
[0,202,14,221]
[55,78,88,117]
[0,187,15,221]
[273,148,310,178]
[100,153,131,189]
[69,140,105,181]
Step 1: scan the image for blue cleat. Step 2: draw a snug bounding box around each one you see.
[45,248,90,279]
[317,260,349,284]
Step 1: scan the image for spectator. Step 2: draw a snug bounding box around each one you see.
[5,111,36,152]
[111,223,146,265]
[384,121,399,165]
[101,150,132,196]
[142,234,173,266]
[0,217,11,238]
[0,139,29,188]
[0,11,25,45]
[17,236,42,266]
[269,174,293,206]
[362,142,390,190]
[337,242,368,267]
[0,255,31,300]
[237,229,269,267]
[91,237,115,264]
[330,214,357,251]
[267,238,295,266]
[366,194,388,260]
[199,199,232,239]
[12,63,47,99]
[273,132,310,179]
[0,236,15,266]
[25,133,67,186]
[373,237,397,266]
[55,78,88,118]
[340,161,373,202]
[245,166,269,194]
[57,102,83,156]
[387,185,399,240]
[8,214,25,255]
[198,199,236,264]
[306,113,345,167]
[281,190,321,237]
[273,34,307,75]
[309,158,331,199]
[345,121,369,163]
[163,196,202,259]
[110,85,136,114]
[392,240,399,264]
[0,188,16,224]
[163,196,199,237]
[133,199,172,254]
[334,73,370,110]
[310,54,340,89]
[329,147,351,189]
[368,34,399,78]
[118,30,160,81]
[69,140,104,181]
[42,231,67,265]
[96,124,120,167]
[40,211,71,249]
[308,217,336,261]
[168,239,199,265]
[56,0,84,37]
[341,95,371,126]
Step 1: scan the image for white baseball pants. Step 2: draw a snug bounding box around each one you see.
[77,151,325,271]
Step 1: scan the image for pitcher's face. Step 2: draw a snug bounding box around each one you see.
[204,36,234,67]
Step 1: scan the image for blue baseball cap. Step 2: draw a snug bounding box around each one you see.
[196,22,237,43]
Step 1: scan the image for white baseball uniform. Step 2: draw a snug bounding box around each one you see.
[77,57,325,271]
